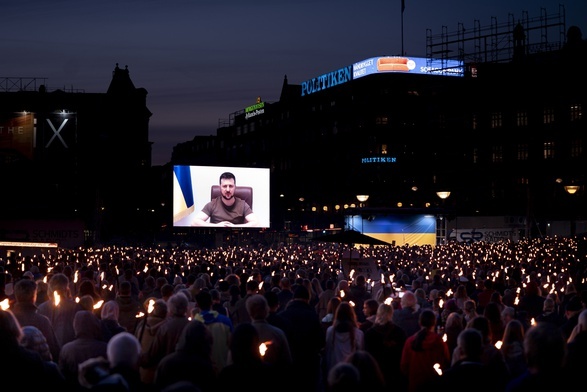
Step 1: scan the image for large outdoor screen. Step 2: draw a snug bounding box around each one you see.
[173,165,270,228]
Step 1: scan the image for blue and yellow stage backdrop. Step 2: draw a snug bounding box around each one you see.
[345,214,437,246]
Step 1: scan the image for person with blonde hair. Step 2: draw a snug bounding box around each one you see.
[364,302,407,391]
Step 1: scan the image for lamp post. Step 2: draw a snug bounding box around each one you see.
[356,195,369,233]
[564,185,580,236]
[436,191,451,244]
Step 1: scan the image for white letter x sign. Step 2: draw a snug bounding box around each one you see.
[46,119,69,148]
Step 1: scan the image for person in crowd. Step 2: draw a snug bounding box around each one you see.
[141,292,191,370]
[414,287,430,309]
[364,302,407,392]
[78,279,102,303]
[192,290,232,375]
[359,298,379,331]
[264,290,292,337]
[115,280,144,335]
[476,279,497,314]
[326,362,361,392]
[11,278,61,361]
[100,300,127,342]
[278,284,324,391]
[79,332,144,392]
[335,279,350,301]
[38,272,84,348]
[505,321,569,391]
[246,293,292,374]
[347,274,371,323]
[536,296,564,326]
[500,319,527,379]
[231,279,259,326]
[0,309,66,389]
[453,284,471,311]
[189,171,259,227]
[154,320,216,392]
[345,350,386,390]
[465,315,510,388]
[139,276,156,301]
[444,310,465,359]
[209,288,229,316]
[484,301,506,345]
[276,276,294,311]
[563,309,587,385]
[517,281,545,321]
[324,301,364,376]
[135,298,168,385]
[560,295,583,340]
[394,290,423,337]
[321,296,341,335]
[59,310,108,391]
[400,309,450,392]
[20,325,68,389]
[217,323,279,390]
[436,328,495,392]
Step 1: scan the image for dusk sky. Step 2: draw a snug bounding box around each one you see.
[2,1,585,165]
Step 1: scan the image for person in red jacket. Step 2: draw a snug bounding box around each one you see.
[400,309,450,392]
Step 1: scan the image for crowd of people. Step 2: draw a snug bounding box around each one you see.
[0,234,586,392]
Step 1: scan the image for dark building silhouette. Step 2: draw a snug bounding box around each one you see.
[0,64,153,245]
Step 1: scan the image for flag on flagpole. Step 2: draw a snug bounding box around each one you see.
[401,0,405,13]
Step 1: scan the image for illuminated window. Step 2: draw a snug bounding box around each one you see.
[375,116,389,125]
[570,104,582,121]
[492,145,503,163]
[571,138,582,158]
[543,141,555,159]
[381,144,388,155]
[543,108,555,124]
[490,112,502,128]
[517,143,528,160]
[516,111,528,127]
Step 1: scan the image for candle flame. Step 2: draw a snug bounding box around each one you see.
[259,341,272,356]
[433,363,442,376]
[53,291,61,306]
[0,298,9,310]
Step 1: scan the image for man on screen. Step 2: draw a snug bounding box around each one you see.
[190,172,259,227]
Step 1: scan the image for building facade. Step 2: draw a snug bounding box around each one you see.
[171,18,586,243]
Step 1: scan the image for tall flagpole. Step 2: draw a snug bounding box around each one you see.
[401,0,405,55]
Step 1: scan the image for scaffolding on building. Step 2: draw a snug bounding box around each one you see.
[425,4,567,75]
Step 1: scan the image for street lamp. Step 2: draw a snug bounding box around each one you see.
[355,195,369,233]
[436,191,451,244]
[356,194,369,203]
[564,184,580,236]
[436,191,451,200]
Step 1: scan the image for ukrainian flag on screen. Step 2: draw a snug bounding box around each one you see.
[173,165,195,224]
[358,214,437,246]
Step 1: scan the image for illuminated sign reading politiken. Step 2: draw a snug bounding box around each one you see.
[301,56,464,96]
